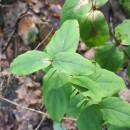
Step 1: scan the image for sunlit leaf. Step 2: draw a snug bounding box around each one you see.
[10,50,51,75]
[46,20,79,56]
[52,52,95,76]
[93,0,108,8]
[61,1,109,47]
[61,0,92,24]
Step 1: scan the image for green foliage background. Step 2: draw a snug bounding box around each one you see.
[117,0,130,15]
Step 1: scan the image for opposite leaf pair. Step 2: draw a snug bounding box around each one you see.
[10,19,95,122]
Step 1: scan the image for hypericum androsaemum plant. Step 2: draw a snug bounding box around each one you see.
[10,0,130,130]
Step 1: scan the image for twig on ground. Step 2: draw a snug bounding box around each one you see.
[0,97,48,115]
[0,97,76,121]
[35,28,53,50]
[35,115,46,130]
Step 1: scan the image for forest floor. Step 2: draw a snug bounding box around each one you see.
[0,0,130,130]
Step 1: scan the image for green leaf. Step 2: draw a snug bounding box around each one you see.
[53,122,66,130]
[10,50,51,75]
[80,10,109,46]
[115,19,130,45]
[77,105,103,130]
[43,83,72,122]
[60,0,92,24]
[71,76,104,102]
[93,0,108,8]
[101,97,130,127]
[61,0,109,47]
[95,43,124,72]
[43,68,70,92]
[127,63,130,79]
[43,69,72,122]
[52,52,95,76]
[46,20,79,56]
[66,94,84,118]
[88,68,125,97]
[108,124,130,130]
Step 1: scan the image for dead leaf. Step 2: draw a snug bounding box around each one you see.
[49,4,62,18]
[18,14,39,45]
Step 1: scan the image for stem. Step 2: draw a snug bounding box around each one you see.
[123,49,130,61]
[108,23,121,46]
[109,26,130,62]
[35,28,53,50]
